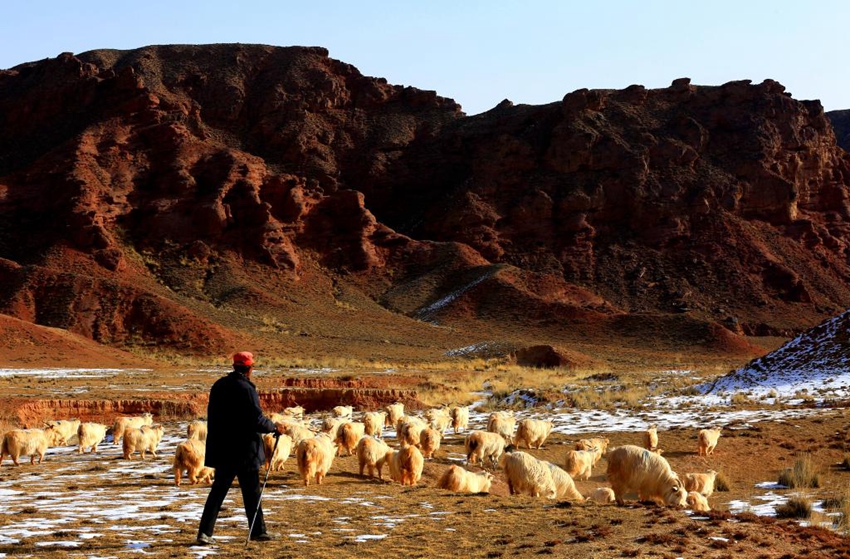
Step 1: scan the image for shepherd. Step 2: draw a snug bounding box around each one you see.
[196,351,285,546]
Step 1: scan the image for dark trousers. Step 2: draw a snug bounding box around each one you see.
[198,464,266,537]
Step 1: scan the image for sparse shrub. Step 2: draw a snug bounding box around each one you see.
[714,471,731,492]
[842,454,850,471]
[775,496,812,519]
[730,392,749,406]
[778,454,821,488]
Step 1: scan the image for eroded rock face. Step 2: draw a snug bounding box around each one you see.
[828,109,850,152]
[1,46,849,354]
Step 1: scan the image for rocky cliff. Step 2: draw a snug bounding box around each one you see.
[1,44,848,364]
[828,109,850,152]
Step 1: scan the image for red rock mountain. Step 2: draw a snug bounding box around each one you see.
[1,44,849,366]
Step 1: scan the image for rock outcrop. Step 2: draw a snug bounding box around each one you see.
[1,45,849,361]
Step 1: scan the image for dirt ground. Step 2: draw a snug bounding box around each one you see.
[0,387,849,559]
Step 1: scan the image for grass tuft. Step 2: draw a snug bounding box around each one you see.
[775,496,812,519]
[777,453,821,489]
[714,471,731,492]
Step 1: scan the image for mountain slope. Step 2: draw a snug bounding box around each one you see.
[1,45,848,363]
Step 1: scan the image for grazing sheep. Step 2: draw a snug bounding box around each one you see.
[385,403,405,427]
[564,449,597,480]
[112,413,153,445]
[419,427,442,459]
[1,427,61,466]
[606,445,687,507]
[356,436,392,479]
[173,438,214,486]
[516,418,553,450]
[644,425,658,451]
[683,470,718,497]
[397,416,428,447]
[450,405,470,434]
[122,424,164,460]
[321,417,346,443]
[332,405,354,420]
[487,411,516,444]
[686,491,711,512]
[425,408,452,434]
[283,423,315,446]
[363,411,387,439]
[388,444,424,486]
[77,422,107,454]
[296,434,336,486]
[588,487,616,504]
[436,465,494,493]
[45,419,81,446]
[187,420,207,441]
[500,450,556,498]
[548,462,585,501]
[262,433,293,472]
[574,438,610,464]
[698,428,722,456]
[465,430,506,469]
[335,422,366,457]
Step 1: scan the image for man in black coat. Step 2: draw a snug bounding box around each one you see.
[196,351,285,545]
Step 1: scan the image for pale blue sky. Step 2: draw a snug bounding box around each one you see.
[2,1,847,115]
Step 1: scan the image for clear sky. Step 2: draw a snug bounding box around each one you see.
[2,1,848,115]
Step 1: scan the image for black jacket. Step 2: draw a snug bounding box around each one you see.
[204,371,276,469]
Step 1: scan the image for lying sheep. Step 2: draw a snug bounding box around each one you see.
[335,422,366,457]
[683,470,718,497]
[686,491,711,512]
[122,424,164,460]
[332,405,354,420]
[363,411,387,439]
[588,487,616,504]
[419,427,442,459]
[387,444,424,486]
[606,445,687,507]
[385,403,404,427]
[263,433,293,472]
[436,465,494,493]
[698,428,722,456]
[574,438,609,464]
[173,438,214,486]
[283,405,305,420]
[112,413,153,445]
[187,420,207,441]
[501,449,557,498]
[45,419,81,446]
[296,434,336,486]
[1,427,61,466]
[450,405,469,434]
[515,418,553,450]
[487,411,516,444]
[644,425,658,451]
[564,448,598,480]
[356,436,392,479]
[77,422,107,454]
[465,430,506,469]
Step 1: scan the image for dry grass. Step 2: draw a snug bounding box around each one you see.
[715,471,731,492]
[775,496,812,519]
[730,392,750,406]
[778,454,822,489]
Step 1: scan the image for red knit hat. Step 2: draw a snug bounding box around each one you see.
[232,351,254,367]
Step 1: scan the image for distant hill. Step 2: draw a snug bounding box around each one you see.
[827,109,850,152]
[1,45,849,364]
[706,309,850,398]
